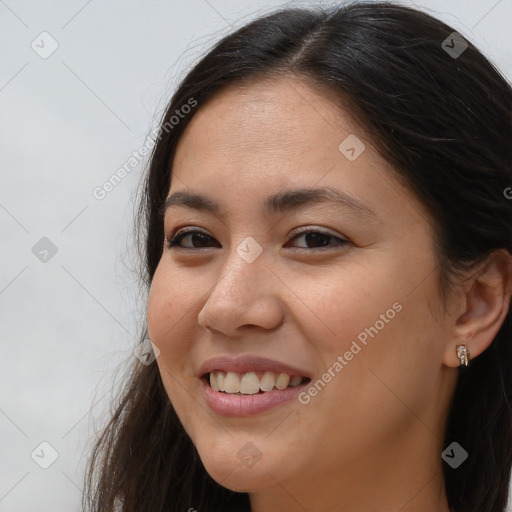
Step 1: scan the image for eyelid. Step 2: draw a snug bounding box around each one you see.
[288,225,346,240]
[171,226,209,237]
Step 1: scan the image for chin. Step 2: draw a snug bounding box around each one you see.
[198,446,285,492]
[206,463,279,493]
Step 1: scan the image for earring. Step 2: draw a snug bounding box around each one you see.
[456,345,470,367]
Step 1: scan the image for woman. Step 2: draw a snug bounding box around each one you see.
[83,2,512,511]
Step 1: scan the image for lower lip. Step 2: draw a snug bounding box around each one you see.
[201,378,309,416]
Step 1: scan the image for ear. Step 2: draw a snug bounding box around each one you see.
[443,249,512,368]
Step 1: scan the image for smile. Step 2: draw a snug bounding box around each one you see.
[198,355,312,416]
[208,370,309,394]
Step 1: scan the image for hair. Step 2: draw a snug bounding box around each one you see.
[82,2,512,511]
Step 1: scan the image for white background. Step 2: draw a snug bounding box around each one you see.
[1,1,511,510]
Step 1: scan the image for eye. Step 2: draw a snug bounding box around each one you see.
[166,229,220,249]
[165,227,349,251]
[285,228,349,249]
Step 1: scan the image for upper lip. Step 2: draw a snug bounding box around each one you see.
[198,355,312,379]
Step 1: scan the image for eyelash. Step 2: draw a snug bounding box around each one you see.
[165,227,349,251]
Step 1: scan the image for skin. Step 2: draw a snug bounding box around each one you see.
[146,76,512,512]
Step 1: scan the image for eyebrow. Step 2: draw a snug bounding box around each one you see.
[162,186,379,220]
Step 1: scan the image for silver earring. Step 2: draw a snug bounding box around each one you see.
[456,344,470,367]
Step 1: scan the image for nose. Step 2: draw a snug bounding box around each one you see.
[197,246,284,336]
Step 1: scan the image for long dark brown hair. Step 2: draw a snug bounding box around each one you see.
[82,2,512,511]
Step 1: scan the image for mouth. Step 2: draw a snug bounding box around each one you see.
[202,370,311,394]
[198,355,313,416]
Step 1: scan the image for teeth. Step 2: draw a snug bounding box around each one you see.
[275,373,290,390]
[208,370,306,393]
[290,375,302,386]
[210,372,219,391]
[217,371,226,392]
[224,372,240,393]
[260,371,276,391]
[240,372,260,394]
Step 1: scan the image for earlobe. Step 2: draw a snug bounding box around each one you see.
[443,249,512,368]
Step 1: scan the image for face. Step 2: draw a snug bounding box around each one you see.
[147,77,457,506]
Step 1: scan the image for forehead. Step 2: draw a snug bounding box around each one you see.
[172,76,379,193]
[174,77,356,168]
[169,76,428,229]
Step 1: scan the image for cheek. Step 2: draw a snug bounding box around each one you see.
[147,265,203,437]
[146,263,196,347]
[288,264,404,358]
[292,259,442,413]
[146,263,203,400]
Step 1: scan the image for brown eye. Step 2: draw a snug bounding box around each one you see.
[287,230,348,249]
[167,230,220,249]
